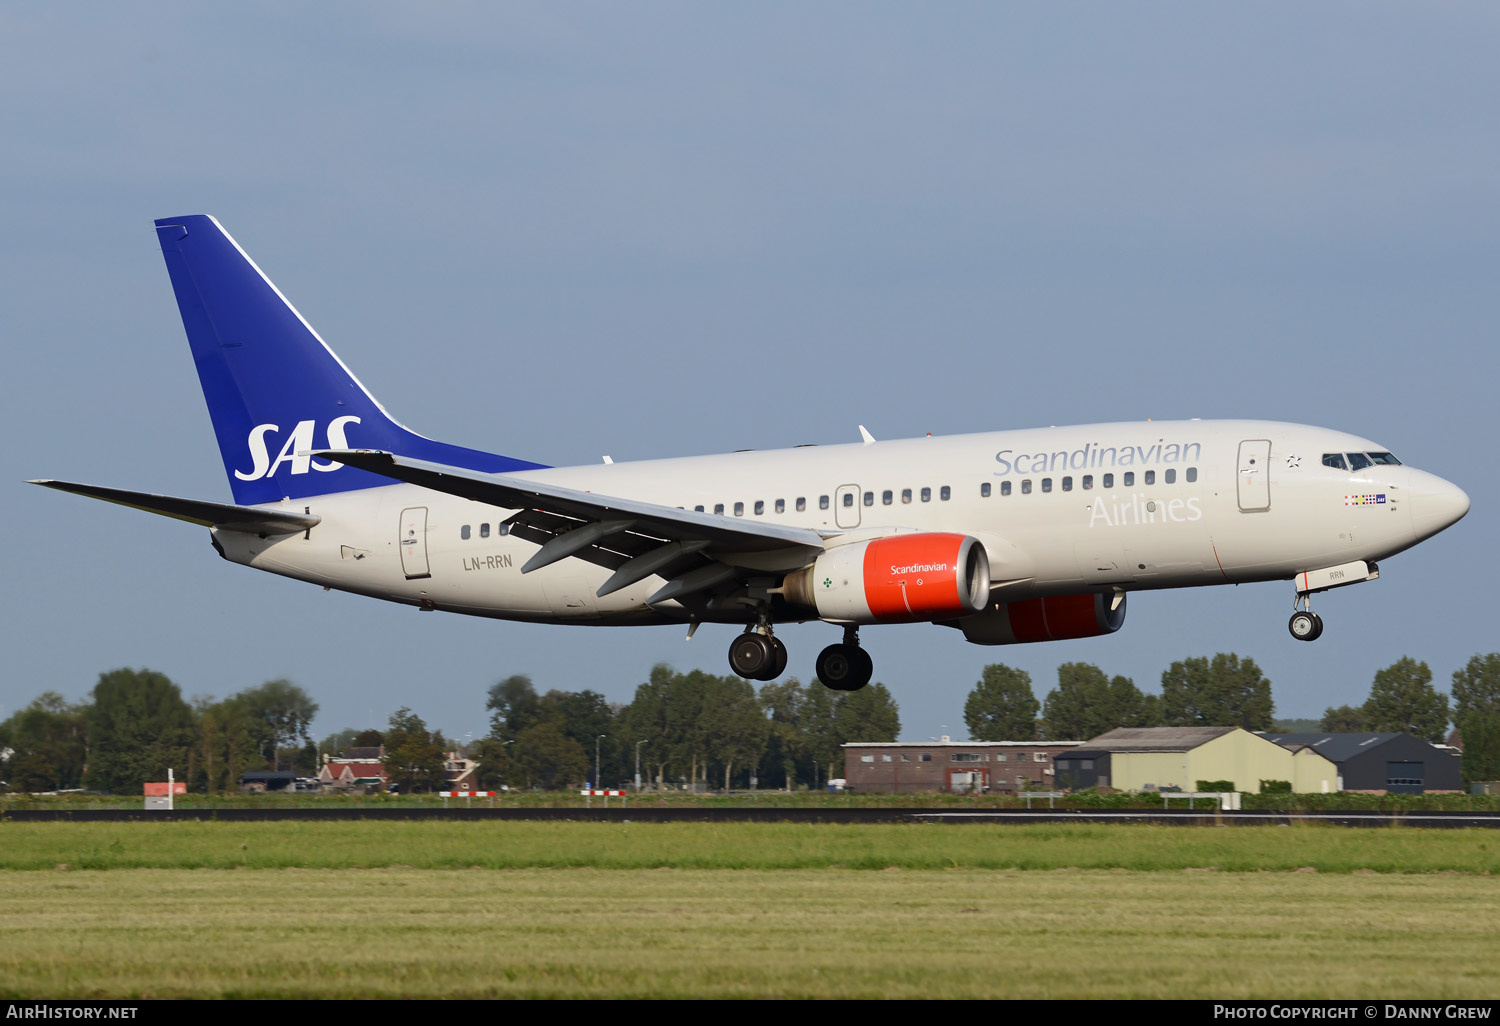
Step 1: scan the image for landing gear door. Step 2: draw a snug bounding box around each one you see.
[399,506,432,579]
[834,484,861,529]
[1237,440,1271,512]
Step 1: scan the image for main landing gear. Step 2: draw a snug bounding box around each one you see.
[815,625,873,692]
[726,621,873,690]
[727,626,788,682]
[1288,594,1324,642]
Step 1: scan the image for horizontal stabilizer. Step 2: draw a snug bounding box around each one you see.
[29,480,321,535]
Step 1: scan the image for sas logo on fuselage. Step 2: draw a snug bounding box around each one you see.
[235,416,360,482]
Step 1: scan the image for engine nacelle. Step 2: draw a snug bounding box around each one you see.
[958,592,1127,645]
[782,533,990,624]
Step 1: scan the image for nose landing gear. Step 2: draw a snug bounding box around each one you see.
[1288,593,1324,642]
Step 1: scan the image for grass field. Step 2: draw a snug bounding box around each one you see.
[2,822,1498,998]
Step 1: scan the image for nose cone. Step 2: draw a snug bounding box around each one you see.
[1409,470,1470,543]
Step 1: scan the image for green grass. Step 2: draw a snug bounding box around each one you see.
[2,820,1498,873]
[4,822,1498,998]
[2,868,1497,998]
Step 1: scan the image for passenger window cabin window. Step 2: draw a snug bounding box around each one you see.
[1347,452,1373,471]
[901,488,912,504]
[1103,473,1114,488]
[1164,469,1176,484]
[714,503,724,515]
[1041,478,1053,493]
[754,500,764,515]
[842,493,854,508]
[980,482,991,497]
[1123,472,1135,487]
[821,495,830,510]
[498,523,510,536]
[1082,475,1093,490]
[796,497,806,512]
[1322,453,1348,471]
[460,525,471,540]
[1144,470,1155,486]
[774,499,784,514]
[734,502,744,516]
[1000,480,1011,496]
[479,523,490,538]
[863,491,874,507]
[940,486,951,501]
[695,505,705,512]
[1186,467,1197,483]
[1022,479,1032,494]
[1061,476,1072,492]
[882,490,893,505]
[921,487,932,502]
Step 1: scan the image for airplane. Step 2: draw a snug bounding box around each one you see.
[32,215,1470,691]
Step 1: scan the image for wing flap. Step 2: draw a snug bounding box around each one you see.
[319,449,828,562]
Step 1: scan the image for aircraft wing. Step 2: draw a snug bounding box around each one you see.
[319,449,828,607]
[29,480,321,534]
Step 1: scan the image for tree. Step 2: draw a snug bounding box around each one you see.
[1365,657,1449,742]
[0,693,87,793]
[803,680,902,786]
[383,707,447,793]
[193,695,259,793]
[235,679,319,771]
[1319,704,1368,733]
[700,675,769,790]
[537,688,617,783]
[486,674,541,739]
[758,678,808,790]
[619,665,675,789]
[85,668,194,793]
[512,722,587,790]
[963,664,1039,741]
[1042,663,1149,740]
[1452,654,1500,781]
[1159,654,1273,731]
[834,683,901,746]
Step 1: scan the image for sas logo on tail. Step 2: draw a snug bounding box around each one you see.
[236,416,360,481]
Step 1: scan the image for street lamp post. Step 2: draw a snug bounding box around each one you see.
[595,734,607,790]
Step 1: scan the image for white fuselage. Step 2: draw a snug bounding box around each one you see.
[213,419,1465,628]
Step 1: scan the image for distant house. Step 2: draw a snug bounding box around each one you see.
[1259,732,1463,794]
[240,771,297,793]
[842,737,1083,793]
[444,751,480,790]
[1053,727,1339,794]
[320,746,389,791]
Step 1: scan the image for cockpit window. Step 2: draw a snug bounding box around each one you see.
[1346,452,1373,472]
[1368,452,1402,466]
[1322,453,1348,471]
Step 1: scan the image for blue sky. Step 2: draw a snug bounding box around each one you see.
[4,2,1496,745]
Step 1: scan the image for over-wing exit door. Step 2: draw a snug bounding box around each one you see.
[399,507,431,579]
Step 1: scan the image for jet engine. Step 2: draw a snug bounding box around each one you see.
[781,533,990,623]
[957,592,1126,645]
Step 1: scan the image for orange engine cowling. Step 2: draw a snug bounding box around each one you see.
[958,592,1127,645]
[781,533,991,624]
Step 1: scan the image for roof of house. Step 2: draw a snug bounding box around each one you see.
[841,740,1083,749]
[1071,726,1241,753]
[1258,732,1413,762]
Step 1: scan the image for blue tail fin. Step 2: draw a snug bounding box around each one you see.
[154,215,547,506]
